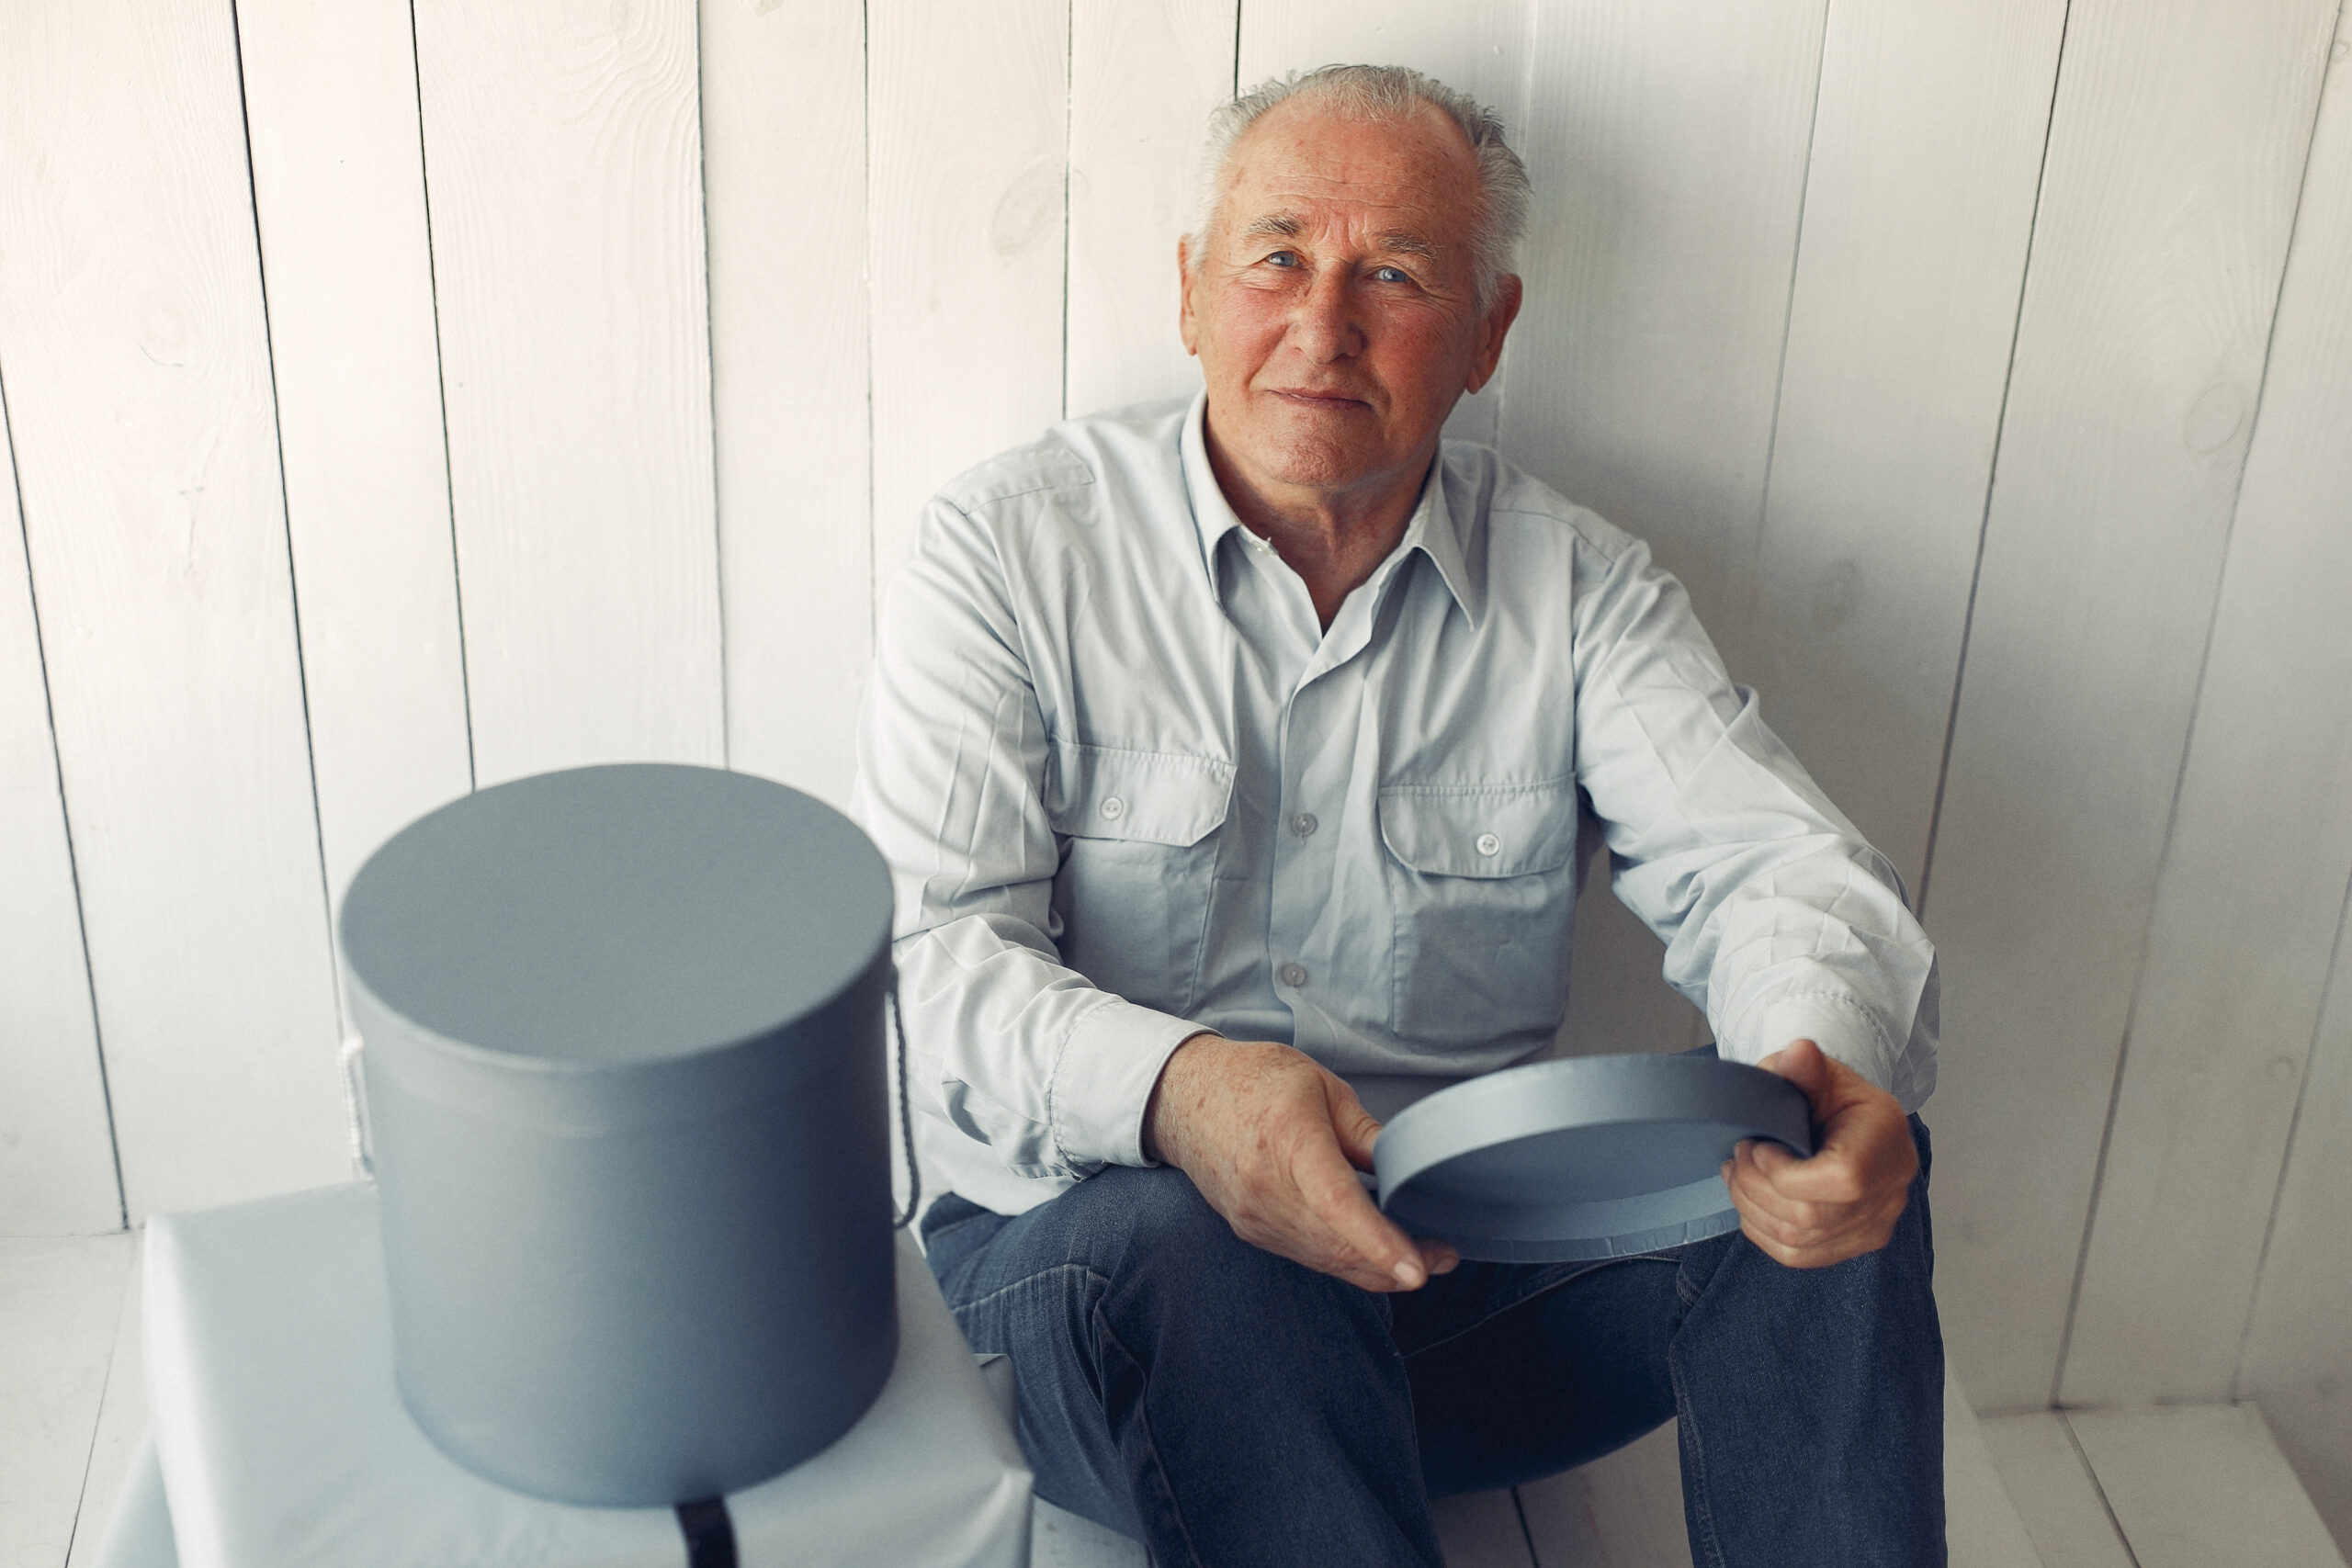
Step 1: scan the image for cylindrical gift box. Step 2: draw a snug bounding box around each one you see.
[337,762,899,1506]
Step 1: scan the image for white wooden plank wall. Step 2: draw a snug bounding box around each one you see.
[1745,0,2066,891]
[2,4,2351,1535]
[1496,0,1829,1062]
[1918,0,2338,1412]
[2062,0,2352,1409]
[233,0,475,974]
[411,0,723,787]
[865,0,1069,598]
[702,0,873,808]
[0,0,349,1221]
[0,384,119,1235]
[1067,0,1238,421]
[2233,19,2352,1546]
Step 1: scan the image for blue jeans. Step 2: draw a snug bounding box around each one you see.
[923,1117,1943,1567]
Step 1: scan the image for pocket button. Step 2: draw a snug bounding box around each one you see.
[1475,831,1501,857]
[1100,795,1126,821]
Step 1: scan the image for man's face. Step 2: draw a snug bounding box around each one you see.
[1180,97,1521,505]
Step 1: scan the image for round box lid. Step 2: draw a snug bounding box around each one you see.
[1374,1053,1814,1262]
[339,762,892,1066]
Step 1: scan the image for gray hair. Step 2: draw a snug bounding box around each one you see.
[1187,64,1531,311]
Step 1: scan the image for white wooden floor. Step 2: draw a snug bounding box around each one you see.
[8,1233,2344,1568]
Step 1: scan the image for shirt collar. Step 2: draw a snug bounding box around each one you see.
[1178,389,1485,624]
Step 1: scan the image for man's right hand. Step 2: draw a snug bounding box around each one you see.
[1142,1034,1459,1292]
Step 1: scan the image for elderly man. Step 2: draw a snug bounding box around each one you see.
[855,64,1943,1567]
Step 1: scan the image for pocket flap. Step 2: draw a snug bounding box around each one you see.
[1377,780,1580,878]
[1046,741,1236,847]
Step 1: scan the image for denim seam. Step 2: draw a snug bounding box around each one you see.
[1094,1307,1208,1568]
[1394,1258,1647,1362]
[952,1260,1111,1319]
[1670,1351,1729,1568]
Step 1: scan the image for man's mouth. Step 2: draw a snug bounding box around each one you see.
[1268,389,1372,412]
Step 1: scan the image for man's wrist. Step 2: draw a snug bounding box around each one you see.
[1141,1030,1226,1166]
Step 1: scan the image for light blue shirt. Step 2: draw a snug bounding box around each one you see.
[854,394,1938,1216]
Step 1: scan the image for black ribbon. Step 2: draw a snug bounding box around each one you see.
[675,1496,737,1568]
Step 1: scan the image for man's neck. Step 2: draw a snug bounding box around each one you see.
[1204,425,1436,631]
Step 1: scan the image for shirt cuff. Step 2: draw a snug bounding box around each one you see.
[1047,997,1212,1170]
[1739,994,1900,1097]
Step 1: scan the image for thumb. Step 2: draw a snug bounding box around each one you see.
[1324,1075,1384,1172]
[1757,1038,1835,1121]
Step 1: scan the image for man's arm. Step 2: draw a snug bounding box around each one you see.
[1568,530,1939,1268]
[855,494,1202,1186]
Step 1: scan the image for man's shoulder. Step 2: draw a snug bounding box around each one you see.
[1440,440,1645,565]
[934,398,1191,518]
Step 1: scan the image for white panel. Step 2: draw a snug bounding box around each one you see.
[0,388,119,1235]
[702,0,872,808]
[2068,1404,2349,1568]
[1748,0,2066,887]
[1944,1364,2050,1568]
[2064,17,2352,1405]
[866,0,1068,600]
[1030,1498,1146,1568]
[412,0,721,786]
[1491,2,1828,1057]
[0,0,348,1217]
[0,1233,133,1567]
[1066,0,1237,421]
[1920,0,2336,1410]
[2245,886,2352,1551]
[64,1244,145,1568]
[1235,0,1534,448]
[1979,1413,2138,1568]
[234,0,472,910]
[1429,1490,1536,1568]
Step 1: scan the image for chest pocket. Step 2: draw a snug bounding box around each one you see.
[1377,778,1582,1049]
[1046,740,1235,1018]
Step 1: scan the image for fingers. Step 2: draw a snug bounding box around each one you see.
[1323,1074,1385,1173]
[1723,1045,1921,1269]
[1289,1125,1444,1290]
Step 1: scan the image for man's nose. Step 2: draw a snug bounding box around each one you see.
[1285,268,1363,363]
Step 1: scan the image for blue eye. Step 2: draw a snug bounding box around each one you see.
[1372,265,1410,284]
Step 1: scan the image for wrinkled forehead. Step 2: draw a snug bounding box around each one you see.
[1215,97,1483,253]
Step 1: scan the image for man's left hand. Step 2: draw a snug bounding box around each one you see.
[1722,1039,1917,1269]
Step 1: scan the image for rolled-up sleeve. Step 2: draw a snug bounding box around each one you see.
[852,496,1202,1186]
[1568,529,1940,1110]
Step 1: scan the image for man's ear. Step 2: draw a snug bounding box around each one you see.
[1464,273,1523,394]
[1177,236,1200,357]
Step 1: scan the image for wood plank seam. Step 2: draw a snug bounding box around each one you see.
[0,371,129,1235]
[401,0,480,795]
[1743,0,1837,600]
[2049,26,2342,1403]
[2222,15,2352,1400]
[692,32,730,775]
[2060,1412,2146,1568]
[2234,868,2352,1401]
[57,1264,134,1566]
[224,0,351,1045]
[1509,1484,1542,1566]
[1911,0,2075,923]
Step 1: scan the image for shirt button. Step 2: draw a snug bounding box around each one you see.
[1100,795,1125,821]
[1475,831,1501,857]
[1290,812,1318,838]
[1279,963,1309,988]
